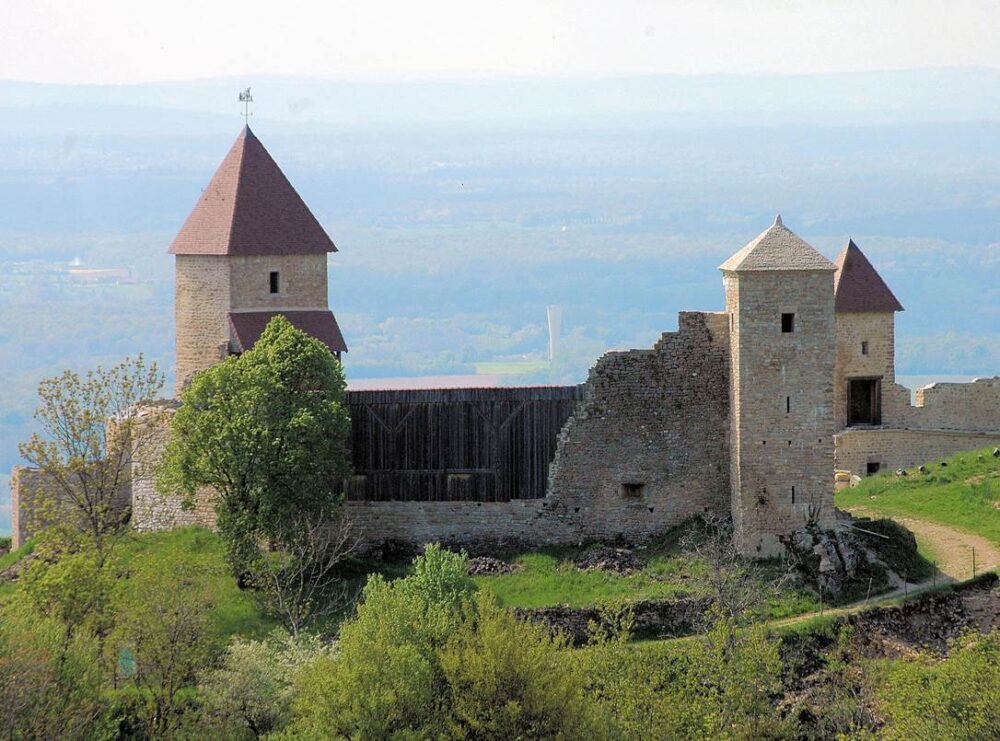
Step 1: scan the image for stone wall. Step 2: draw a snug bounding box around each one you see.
[174,255,231,395]
[911,377,1000,432]
[543,310,731,541]
[130,404,218,532]
[9,466,131,550]
[834,312,898,429]
[229,254,328,311]
[131,311,733,549]
[834,428,1000,477]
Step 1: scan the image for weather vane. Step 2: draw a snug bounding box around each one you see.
[239,87,254,121]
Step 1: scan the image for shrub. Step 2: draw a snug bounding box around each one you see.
[200,629,333,739]
[441,591,606,739]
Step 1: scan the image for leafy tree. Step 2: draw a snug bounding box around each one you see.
[157,316,351,583]
[109,561,215,738]
[18,355,165,565]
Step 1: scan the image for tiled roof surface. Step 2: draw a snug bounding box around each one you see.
[833,240,904,313]
[229,311,348,354]
[169,127,336,256]
[720,215,836,272]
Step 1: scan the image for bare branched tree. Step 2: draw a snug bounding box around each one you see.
[18,356,165,565]
[251,511,360,636]
[682,513,795,638]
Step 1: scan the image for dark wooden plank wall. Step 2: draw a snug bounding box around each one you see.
[345,386,584,502]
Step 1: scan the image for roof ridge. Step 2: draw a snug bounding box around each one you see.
[223,128,250,254]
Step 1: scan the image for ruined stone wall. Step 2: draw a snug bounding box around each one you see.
[835,428,1000,477]
[9,466,131,550]
[541,310,731,541]
[130,404,218,532]
[131,311,732,548]
[229,254,328,311]
[174,255,231,395]
[911,377,1000,432]
[727,270,837,555]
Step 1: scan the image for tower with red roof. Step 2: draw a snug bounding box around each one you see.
[832,239,905,437]
[169,127,347,395]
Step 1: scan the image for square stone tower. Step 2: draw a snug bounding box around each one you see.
[721,216,838,555]
[169,127,346,395]
[832,239,905,434]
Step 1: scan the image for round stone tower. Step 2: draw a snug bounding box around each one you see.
[169,127,346,396]
[721,215,838,555]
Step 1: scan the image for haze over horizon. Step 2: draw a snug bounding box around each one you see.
[4,1,1000,85]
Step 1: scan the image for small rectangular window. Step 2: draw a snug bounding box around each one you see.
[861,341,869,355]
[866,462,881,475]
[269,271,280,294]
[621,482,644,498]
[781,313,795,333]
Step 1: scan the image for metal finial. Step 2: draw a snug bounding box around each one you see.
[239,87,254,121]
[774,214,783,227]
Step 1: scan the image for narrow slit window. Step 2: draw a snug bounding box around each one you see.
[861,341,869,355]
[269,271,280,294]
[785,396,790,413]
[791,486,796,504]
[781,313,795,333]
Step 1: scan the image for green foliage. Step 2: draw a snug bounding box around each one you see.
[584,611,790,739]
[876,629,1000,739]
[200,629,333,739]
[18,355,165,564]
[108,560,215,738]
[287,544,472,738]
[158,316,351,581]
[440,591,605,739]
[0,600,105,739]
[853,517,936,582]
[837,446,1000,546]
[20,536,112,633]
[0,536,9,551]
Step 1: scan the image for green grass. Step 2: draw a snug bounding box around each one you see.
[836,447,1000,547]
[471,525,822,618]
[113,527,275,641]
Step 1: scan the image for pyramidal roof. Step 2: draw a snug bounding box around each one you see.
[833,239,904,313]
[169,127,336,256]
[720,215,836,272]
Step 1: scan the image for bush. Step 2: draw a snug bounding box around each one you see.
[286,544,473,738]
[876,629,1000,739]
[200,630,333,739]
[441,591,606,739]
[0,600,105,738]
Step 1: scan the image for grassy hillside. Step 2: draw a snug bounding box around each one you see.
[836,446,1000,546]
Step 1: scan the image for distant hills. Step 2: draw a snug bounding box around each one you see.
[2,67,1000,135]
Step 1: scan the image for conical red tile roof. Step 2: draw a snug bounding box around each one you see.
[833,240,904,313]
[169,127,336,256]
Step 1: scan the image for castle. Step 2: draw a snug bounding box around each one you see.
[11,127,1000,555]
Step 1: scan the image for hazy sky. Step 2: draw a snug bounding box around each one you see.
[3,0,999,84]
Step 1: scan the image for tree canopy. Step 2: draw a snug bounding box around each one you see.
[157,316,351,579]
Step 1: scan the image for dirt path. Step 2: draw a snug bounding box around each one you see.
[768,511,1000,630]
[848,507,1000,581]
